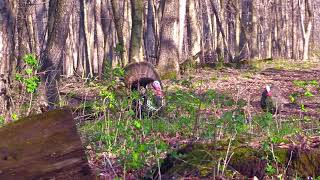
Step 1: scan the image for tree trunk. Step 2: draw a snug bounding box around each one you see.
[16,0,29,72]
[101,0,118,69]
[41,0,74,109]
[144,0,157,64]
[179,0,187,60]
[0,109,93,179]
[271,0,278,59]
[210,0,233,62]
[291,0,297,59]
[152,0,165,65]
[79,0,91,78]
[0,0,14,122]
[157,0,180,78]
[111,0,125,66]
[94,0,105,76]
[130,0,144,63]
[249,0,258,59]
[299,0,313,60]
[187,0,201,63]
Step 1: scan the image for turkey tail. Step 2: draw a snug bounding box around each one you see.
[124,61,162,90]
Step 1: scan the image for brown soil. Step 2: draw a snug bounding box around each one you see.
[164,66,320,120]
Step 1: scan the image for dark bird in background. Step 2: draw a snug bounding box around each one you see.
[123,61,164,117]
[260,85,288,114]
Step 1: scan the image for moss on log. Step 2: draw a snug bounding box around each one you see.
[158,141,320,179]
[0,109,93,180]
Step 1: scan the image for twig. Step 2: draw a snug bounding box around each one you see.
[27,93,33,115]
[284,150,293,175]
[222,135,235,175]
[155,146,162,180]
[104,153,117,177]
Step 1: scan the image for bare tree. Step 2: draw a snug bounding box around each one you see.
[157,0,180,78]
[210,0,233,62]
[129,0,144,63]
[0,0,14,121]
[110,0,125,66]
[16,0,29,72]
[40,0,74,109]
[291,0,297,59]
[298,0,314,60]
[187,0,201,63]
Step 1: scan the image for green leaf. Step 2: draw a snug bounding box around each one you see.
[11,113,18,121]
[300,104,306,112]
[138,143,147,152]
[132,151,139,161]
[0,116,4,125]
[271,136,282,144]
[265,164,276,175]
[133,120,142,129]
[293,80,307,88]
[289,94,296,103]
[309,80,318,86]
[304,90,314,97]
[128,109,135,116]
[26,68,33,75]
[113,66,125,77]
[15,74,23,81]
[23,54,39,68]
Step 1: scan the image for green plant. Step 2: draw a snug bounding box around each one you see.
[0,116,4,125]
[114,43,125,56]
[12,54,41,117]
[11,113,18,121]
[289,93,298,103]
[290,80,320,114]
[15,54,40,93]
[300,104,307,112]
[80,116,170,171]
[293,80,308,88]
[265,163,277,175]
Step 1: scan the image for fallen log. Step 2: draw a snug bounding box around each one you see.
[157,140,320,179]
[0,109,94,180]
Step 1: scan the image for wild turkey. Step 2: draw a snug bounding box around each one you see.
[123,61,164,117]
[260,85,288,114]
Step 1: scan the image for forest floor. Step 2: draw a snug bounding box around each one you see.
[56,59,320,179]
[172,59,320,120]
[61,59,320,120]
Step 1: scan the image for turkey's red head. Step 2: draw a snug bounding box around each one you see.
[152,81,164,97]
[266,85,272,96]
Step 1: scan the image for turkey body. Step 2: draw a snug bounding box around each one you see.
[260,85,287,114]
[124,61,164,117]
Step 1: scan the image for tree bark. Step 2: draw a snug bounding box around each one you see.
[129,0,144,63]
[94,0,105,76]
[0,0,14,122]
[187,0,201,63]
[178,0,187,59]
[157,0,180,78]
[249,0,258,59]
[210,0,234,62]
[16,0,29,72]
[41,0,74,109]
[144,0,157,64]
[111,0,125,66]
[291,0,297,59]
[299,0,313,60]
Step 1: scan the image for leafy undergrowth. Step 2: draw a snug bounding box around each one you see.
[67,60,320,179]
[3,58,320,179]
